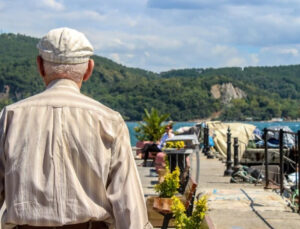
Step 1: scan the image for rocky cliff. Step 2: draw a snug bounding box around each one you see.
[210,83,247,104]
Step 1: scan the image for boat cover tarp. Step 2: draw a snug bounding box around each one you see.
[207,122,256,158]
[265,126,295,148]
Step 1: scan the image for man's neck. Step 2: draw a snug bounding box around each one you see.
[45,77,82,89]
[46,78,81,92]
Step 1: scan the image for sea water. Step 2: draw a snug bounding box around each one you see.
[126,121,300,146]
[126,122,195,146]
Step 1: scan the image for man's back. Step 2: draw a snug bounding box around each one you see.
[0,79,150,228]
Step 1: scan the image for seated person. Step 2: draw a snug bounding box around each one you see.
[141,124,174,166]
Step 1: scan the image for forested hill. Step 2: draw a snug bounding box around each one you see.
[0,33,299,121]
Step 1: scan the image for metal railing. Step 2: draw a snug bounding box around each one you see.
[199,124,300,213]
[263,128,300,213]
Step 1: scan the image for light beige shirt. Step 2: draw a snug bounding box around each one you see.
[0,79,152,229]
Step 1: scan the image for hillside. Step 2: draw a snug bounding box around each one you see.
[0,33,299,121]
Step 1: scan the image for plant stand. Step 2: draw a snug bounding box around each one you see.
[146,197,175,227]
[153,197,174,229]
[161,213,173,229]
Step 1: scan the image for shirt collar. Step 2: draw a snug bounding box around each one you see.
[46,79,80,93]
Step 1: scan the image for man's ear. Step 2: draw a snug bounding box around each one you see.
[36,56,46,78]
[83,59,94,82]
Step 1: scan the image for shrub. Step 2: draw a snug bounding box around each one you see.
[171,195,208,229]
[154,166,180,198]
[165,141,185,149]
[134,107,170,141]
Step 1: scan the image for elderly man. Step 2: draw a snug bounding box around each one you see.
[0,28,152,229]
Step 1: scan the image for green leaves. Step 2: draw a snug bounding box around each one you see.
[171,195,208,229]
[154,166,180,198]
[0,33,299,121]
[0,98,12,110]
[134,108,170,141]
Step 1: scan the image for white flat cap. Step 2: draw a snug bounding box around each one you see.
[37,27,94,64]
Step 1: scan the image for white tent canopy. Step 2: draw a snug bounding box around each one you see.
[207,121,256,158]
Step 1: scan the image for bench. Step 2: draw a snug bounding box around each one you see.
[135,141,160,164]
[135,141,152,158]
[148,177,198,229]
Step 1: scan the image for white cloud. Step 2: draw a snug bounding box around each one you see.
[262,47,299,57]
[279,48,299,56]
[225,57,246,67]
[211,45,231,56]
[254,45,300,66]
[126,17,139,27]
[126,54,135,58]
[81,10,106,21]
[250,54,259,65]
[42,0,64,11]
[110,53,121,63]
[0,1,5,10]
[113,38,123,45]
[2,0,300,71]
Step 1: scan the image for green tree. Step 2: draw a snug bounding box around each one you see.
[0,98,12,111]
[1,33,300,121]
[134,108,170,141]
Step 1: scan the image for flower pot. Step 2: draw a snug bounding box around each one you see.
[153,197,173,213]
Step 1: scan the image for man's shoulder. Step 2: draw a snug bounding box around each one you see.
[79,93,123,122]
[4,93,43,111]
[5,91,123,122]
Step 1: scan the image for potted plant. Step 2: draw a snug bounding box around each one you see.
[165,141,185,149]
[134,107,170,142]
[171,195,208,229]
[134,107,170,158]
[153,166,180,213]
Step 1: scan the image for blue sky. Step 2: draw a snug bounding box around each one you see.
[1,0,300,72]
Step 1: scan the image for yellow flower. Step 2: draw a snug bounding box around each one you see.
[175,141,185,149]
[166,141,185,149]
[154,166,180,197]
[171,195,208,229]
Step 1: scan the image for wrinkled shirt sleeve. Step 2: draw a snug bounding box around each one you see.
[0,109,6,209]
[107,118,152,229]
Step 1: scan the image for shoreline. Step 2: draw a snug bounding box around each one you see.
[188,119,300,123]
[126,120,300,123]
[128,121,300,146]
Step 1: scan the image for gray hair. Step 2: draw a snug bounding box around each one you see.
[43,60,88,83]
